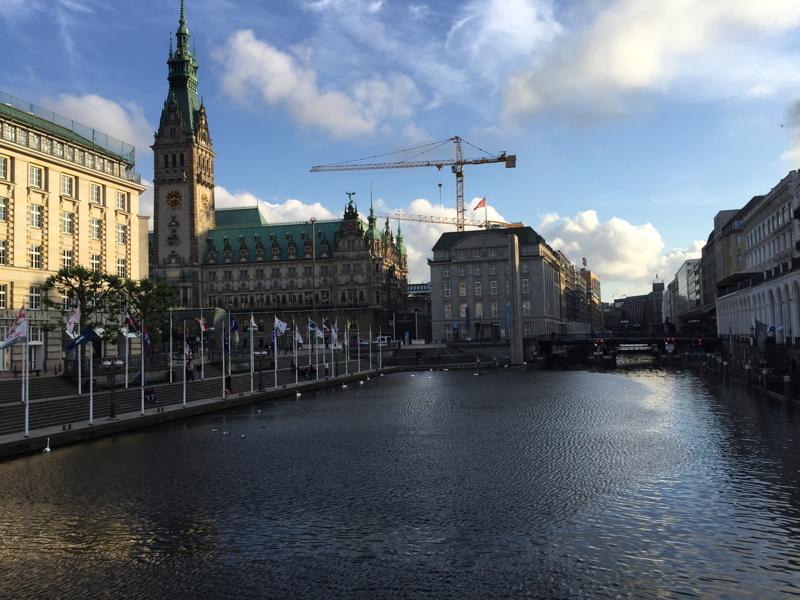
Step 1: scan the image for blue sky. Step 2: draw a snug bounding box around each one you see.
[3,0,800,300]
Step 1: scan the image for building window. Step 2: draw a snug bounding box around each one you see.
[490,280,498,295]
[737,255,743,267]
[491,301,498,316]
[522,279,529,293]
[443,267,450,278]
[91,184,101,204]
[523,300,531,315]
[521,263,529,273]
[43,138,52,154]
[474,265,481,276]
[736,234,742,247]
[117,258,127,278]
[239,269,248,279]
[29,286,41,309]
[91,254,101,273]
[489,248,496,257]
[0,240,5,265]
[117,224,127,244]
[61,294,70,311]
[30,205,42,228]
[208,271,217,280]
[271,268,281,278]
[489,264,497,275]
[62,175,73,196]
[0,284,5,309]
[117,191,126,210]
[459,281,466,296]
[55,142,64,158]
[446,325,453,340]
[303,266,313,277]
[29,166,42,188]
[255,268,264,278]
[460,303,467,317]
[523,322,532,337]
[473,249,480,257]
[287,267,297,277]
[29,245,42,269]
[0,197,6,221]
[62,211,74,234]
[321,290,331,305]
[445,304,452,318]
[224,270,233,280]
[458,266,466,277]
[443,282,451,297]
[3,125,14,142]
[0,157,7,179]
[62,249,73,269]
[476,302,483,317]
[474,281,482,295]
[91,218,102,240]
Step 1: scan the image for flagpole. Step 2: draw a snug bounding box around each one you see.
[140,323,145,415]
[169,309,173,384]
[89,338,94,425]
[200,308,205,380]
[228,317,232,383]
[294,317,298,388]
[379,326,382,370]
[273,326,278,389]
[24,340,28,437]
[78,341,82,396]
[221,316,226,398]
[315,324,319,381]
[250,314,254,394]
[21,339,26,404]
[369,326,372,371]
[346,322,349,376]
[125,333,129,389]
[358,325,361,373]
[183,319,187,407]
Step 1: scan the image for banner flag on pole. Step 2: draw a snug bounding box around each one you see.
[184,325,191,357]
[322,318,330,331]
[295,329,304,345]
[308,318,317,331]
[143,324,152,355]
[271,328,276,349]
[275,316,287,334]
[250,314,258,329]
[473,196,486,210]
[125,311,139,334]
[223,330,230,352]
[65,323,92,353]
[0,318,27,350]
[230,316,239,344]
[199,317,209,331]
[66,304,80,336]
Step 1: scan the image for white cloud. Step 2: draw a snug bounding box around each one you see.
[39,93,154,160]
[538,210,703,298]
[215,29,424,140]
[214,186,337,222]
[139,179,153,222]
[504,0,800,120]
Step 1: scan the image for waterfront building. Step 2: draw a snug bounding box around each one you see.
[406,282,431,315]
[579,268,602,333]
[716,170,800,354]
[556,251,590,335]
[428,226,568,364]
[149,4,408,347]
[0,92,147,371]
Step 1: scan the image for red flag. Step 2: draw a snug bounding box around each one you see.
[474,197,486,210]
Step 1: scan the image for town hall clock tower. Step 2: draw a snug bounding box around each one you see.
[151,0,215,307]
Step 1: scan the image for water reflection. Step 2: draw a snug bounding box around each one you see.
[1,366,799,598]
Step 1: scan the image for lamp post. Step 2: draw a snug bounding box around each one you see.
[103,358,124,419]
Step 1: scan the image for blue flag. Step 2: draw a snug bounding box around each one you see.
[271,328,276,349]
[230,315,238,332]
[223,330,229,352]
[66,323,93,353]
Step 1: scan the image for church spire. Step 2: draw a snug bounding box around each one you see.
[163,0,201,135]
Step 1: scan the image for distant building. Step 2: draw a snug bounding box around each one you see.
[406,282,431,315]
[580,268,602,332]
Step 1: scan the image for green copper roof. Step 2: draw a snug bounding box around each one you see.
[204,221,344,263]
[165,0,200,134]
[214,207,268,228]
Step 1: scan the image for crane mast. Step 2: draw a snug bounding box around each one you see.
[310,136,516,231]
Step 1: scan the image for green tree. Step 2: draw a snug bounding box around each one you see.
[41,265,123,335]
[116,278,178,351]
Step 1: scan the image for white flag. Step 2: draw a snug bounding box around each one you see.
[0,319,27,350]
[295,329,304,345]
[66,304,80,336]
[275,316,287,334]
[250,314,258,329]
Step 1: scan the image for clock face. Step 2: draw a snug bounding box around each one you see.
[165,189,183,208]
[201,193,209,210]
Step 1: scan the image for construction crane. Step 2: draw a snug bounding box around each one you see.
[375,212,523,229]
[310,136,516,232]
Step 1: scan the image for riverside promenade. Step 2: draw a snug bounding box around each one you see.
[0,346,492,460]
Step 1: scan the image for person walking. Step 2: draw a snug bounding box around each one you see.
[225,372,232,397]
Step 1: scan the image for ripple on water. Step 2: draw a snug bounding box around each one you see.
[1,367,800,598]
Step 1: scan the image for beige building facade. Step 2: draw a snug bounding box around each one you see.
[0,92,147,372]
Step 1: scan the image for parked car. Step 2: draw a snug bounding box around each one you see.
[373,336,391,346]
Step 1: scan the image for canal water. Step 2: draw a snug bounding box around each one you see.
[1,366,799,599]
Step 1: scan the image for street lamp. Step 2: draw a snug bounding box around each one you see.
[103,358,124,419]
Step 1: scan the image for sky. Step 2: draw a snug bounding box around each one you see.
[3,0,800,301]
